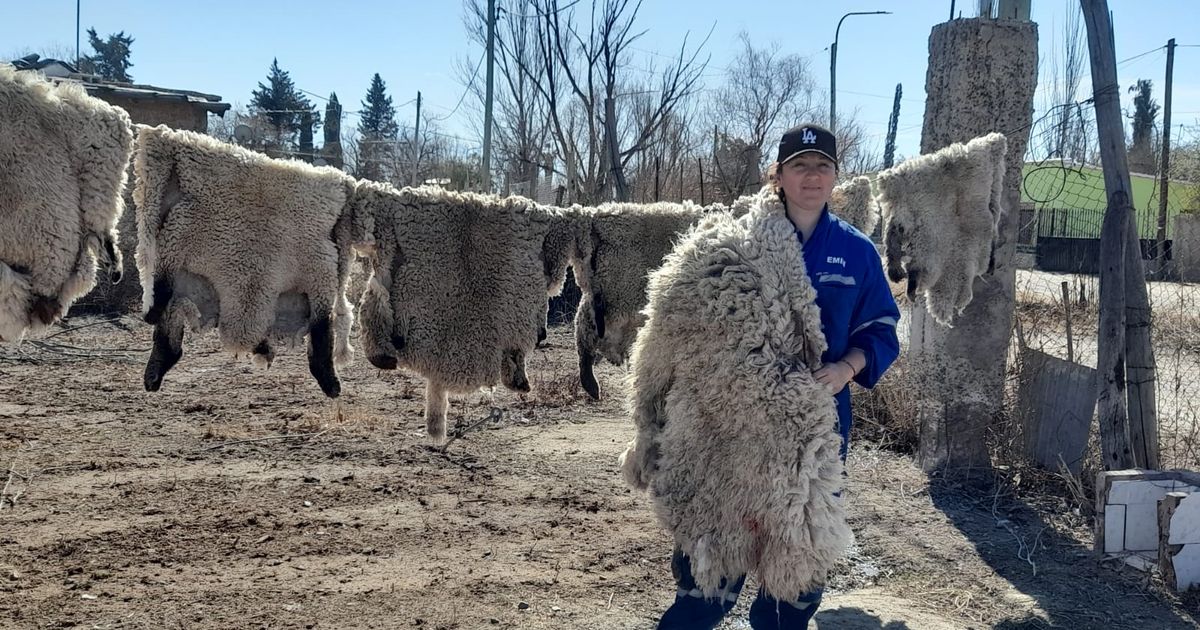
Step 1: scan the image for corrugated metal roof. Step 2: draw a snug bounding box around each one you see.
[8,56,231,115]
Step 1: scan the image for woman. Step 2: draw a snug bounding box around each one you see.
[657,124,901,629]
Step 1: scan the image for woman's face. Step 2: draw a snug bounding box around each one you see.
[777,154,837,213]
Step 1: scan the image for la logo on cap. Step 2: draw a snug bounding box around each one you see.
[801,128,817,144]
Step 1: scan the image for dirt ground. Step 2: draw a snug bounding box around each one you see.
[2,318,1198,629]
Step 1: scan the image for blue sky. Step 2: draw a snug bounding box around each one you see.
[4,1,1198,162]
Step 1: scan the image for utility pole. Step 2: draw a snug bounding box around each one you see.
[481,0,496,193]
[1082,0,1157,470]
[830,11,890,133]
[1156,38,1176,278]
[412,91,422,187]
[75,0,81,65]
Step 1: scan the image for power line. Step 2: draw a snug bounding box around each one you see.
[834,88,924,105]
[1117,45,1165,67]
[429,52,486,122]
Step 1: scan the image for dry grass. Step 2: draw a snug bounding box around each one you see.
[855,271,1200,542]
[852,358,921,454]
[1012,272,1200,469]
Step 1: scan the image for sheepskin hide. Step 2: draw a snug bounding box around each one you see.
[620,188,851,602]
[569,201,706,399]
[132,125,362,377]
[355,183,582,440]
[0,64,133,341]
[830,176,878,235]
[876,132,1007,326]
[727,194,756,219]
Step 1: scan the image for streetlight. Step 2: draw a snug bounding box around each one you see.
[830,10,891,133]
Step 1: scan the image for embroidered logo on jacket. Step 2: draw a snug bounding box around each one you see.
[826,256,846,266]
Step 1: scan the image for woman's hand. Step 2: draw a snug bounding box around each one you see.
[814,360,855,393]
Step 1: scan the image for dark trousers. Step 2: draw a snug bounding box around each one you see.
[656,547,823,630]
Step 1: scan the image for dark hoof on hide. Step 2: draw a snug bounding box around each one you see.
[306,316,340,398]
[501,349,530,393]
[252,339,275,367]
[144,325,182,392]
[905,269,921,299]
[536,326,547,346]
[30,295,62,326]
[580,352,600,401]
[368,353,398,370]
[144,369,164,392]
[104,239,123,284]
[317,375,341,399]
[507,372,531,393]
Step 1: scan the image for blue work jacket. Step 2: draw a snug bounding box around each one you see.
[798,206,901,459]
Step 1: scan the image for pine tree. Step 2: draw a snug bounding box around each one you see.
[299,111,314,163]
[358,73,399,139]
[1128,79,1160,174]
[250,58,318,149]
[81,28,134,82]
[357,73,399,180]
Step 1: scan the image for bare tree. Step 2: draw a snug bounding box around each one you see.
[390,112,463,188]
[207,104,284,156]
[1173,123,1200,210]
[710,130,761,203]
[706,31,820,200]
[1035,4,1092,162]
[512,0,709,203]
[6,43,80,66]
[464,0,555,195]
[627,100,702,202]
[837,115,880,175]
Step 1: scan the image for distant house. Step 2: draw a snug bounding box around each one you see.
[9,54,230,132]
[1019,161,1199,274]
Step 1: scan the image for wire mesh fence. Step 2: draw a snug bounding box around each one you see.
[857,100,1200,484]
[1016,102,1200,469]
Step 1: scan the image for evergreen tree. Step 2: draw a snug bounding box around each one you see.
[357,73,399,180]
[358,73,399,139]
[81,28,134,82]
[250,58,318,147]
[299,111,314,163]
[323,92,344,170]
[1128,79,1160,173]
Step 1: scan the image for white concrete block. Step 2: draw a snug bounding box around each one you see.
[1124,503,1160,552]
[1105,504,1126,553]
[1172,544,1200,591]
[1169,494,1200,545]
[1108,480,1171,505]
